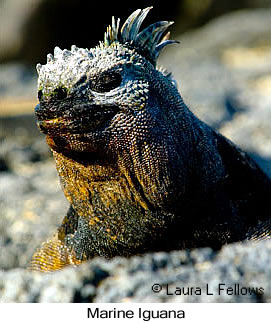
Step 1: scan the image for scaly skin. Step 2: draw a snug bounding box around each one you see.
[30,7,271,272]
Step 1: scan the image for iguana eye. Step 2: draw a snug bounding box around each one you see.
[91,71,122,93]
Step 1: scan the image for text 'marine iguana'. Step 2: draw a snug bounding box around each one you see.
[31,7,271,271]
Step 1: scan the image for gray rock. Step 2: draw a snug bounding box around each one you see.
[0,64,36,99]
[0,240,270,302]
[0,162,68,269]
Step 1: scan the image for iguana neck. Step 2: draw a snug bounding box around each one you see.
[52,149,175,258]
[52,150,148,216]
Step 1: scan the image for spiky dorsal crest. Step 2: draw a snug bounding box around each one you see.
[104,7,179,65]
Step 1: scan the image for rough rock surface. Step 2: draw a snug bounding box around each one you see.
[0,9,270,302]
[0,240,270,303]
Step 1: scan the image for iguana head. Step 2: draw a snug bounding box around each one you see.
[35,7,180,160]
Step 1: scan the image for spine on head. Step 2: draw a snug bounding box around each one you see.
[104,7,179,66]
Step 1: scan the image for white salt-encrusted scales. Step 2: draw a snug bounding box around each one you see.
[37,7,178,95]
[37,45,93,97]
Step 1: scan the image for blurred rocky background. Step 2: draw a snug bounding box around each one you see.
[0,0,271,302]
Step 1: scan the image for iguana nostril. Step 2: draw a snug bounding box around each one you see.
[38,90,43,100]
[53,87,68,100]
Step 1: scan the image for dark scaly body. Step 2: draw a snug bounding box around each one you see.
[30,8,271,271]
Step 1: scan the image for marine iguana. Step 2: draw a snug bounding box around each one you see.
[31,7,271,271]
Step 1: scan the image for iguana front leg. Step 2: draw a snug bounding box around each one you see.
[30,207,85,271]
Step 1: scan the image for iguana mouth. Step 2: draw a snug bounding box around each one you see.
[35,103,120,135]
